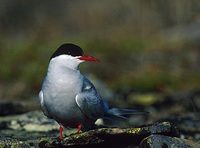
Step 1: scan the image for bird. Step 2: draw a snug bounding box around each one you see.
[39,43,146,140]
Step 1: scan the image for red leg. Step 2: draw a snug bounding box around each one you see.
[59,125,64,140]
[77,124,82,133]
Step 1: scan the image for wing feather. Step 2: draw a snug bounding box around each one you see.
[75,77,105,120]
[39,90,52,118]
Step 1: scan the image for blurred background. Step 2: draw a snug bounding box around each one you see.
[0,0,200,114]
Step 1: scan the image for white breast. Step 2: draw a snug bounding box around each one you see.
[40,59,84,124]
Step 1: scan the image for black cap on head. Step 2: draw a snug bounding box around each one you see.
[50,43,84,60]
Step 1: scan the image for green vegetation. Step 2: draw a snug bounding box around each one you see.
[0,0,199,99]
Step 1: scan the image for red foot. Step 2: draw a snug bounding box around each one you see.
[59,125,64,140]
[77,124,82,133]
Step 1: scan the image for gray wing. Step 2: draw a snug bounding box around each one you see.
[75,77,106,120]
[39,90,52,118]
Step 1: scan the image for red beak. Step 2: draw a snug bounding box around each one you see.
[78,55,100,62]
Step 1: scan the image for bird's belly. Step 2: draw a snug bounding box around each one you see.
[43,82,84,127]
[46,96,84,126]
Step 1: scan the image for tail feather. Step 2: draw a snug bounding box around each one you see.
[97,107,148,127]
[105,112,129,120]
[107,108,148,117]
[102,101,148,123]
[95,114,128,128]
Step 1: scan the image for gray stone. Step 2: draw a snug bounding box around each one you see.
[140,135,200,148]
[43,122,180,147]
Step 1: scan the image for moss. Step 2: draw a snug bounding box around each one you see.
[127,128,141,134]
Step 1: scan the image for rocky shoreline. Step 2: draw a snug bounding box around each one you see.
[0,89,200,148]
[0,109,199,147]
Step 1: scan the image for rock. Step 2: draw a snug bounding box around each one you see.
[140,135,200,148]
[158,113,200,141]
[0,111,58,132]
[0,111,78,147]
[0,139,30,148]
[43,121,179,147]
[0,101,28,116]
[0,110,198,148]
[0,111,60,144]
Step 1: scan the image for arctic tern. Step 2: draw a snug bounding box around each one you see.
[39,43,145,140]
